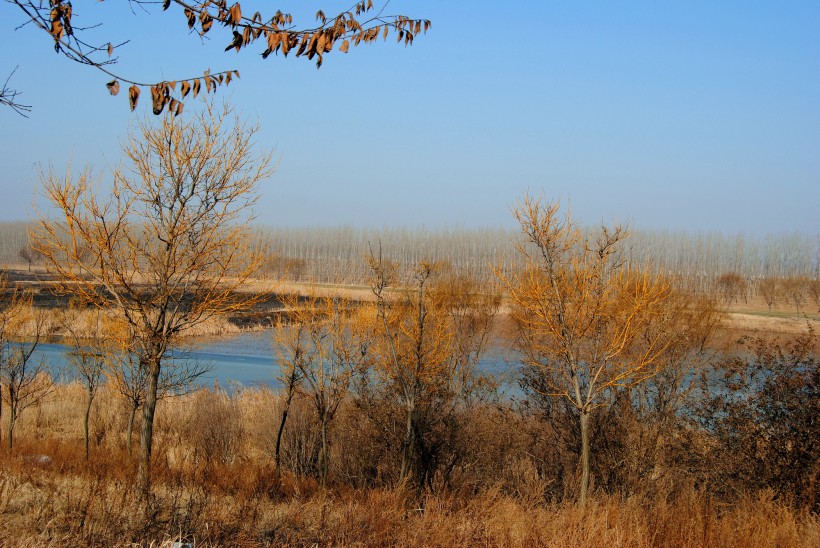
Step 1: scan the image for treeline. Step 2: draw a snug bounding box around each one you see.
[4,221,818,304]
[255,225,820,285]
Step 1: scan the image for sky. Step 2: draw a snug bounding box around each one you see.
[0,1,818,236]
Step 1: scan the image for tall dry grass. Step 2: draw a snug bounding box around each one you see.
[0,382,817,546]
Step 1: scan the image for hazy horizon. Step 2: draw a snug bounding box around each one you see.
[1,1,818,237]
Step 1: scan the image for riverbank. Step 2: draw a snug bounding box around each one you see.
[2,265,817,343]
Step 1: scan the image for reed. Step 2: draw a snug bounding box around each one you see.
[0,382,817,546]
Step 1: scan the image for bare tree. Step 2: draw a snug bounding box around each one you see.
[271,290,318,479]
[298,294,371,486]
[783,277,809,316]
[809,278,820,313]
[0,286,53,450]
[496,195,682,504]
[32,102,271,496]
[6,1,429,113]
[364,251,499,487]
[17,247,35,272]
[757,277,782,312]
[716,272,747,305]
[105,322,209,455]
[60,304,108,461]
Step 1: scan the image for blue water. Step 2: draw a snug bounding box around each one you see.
[30,330,518,391]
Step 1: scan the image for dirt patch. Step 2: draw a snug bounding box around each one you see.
[724,312,818,336]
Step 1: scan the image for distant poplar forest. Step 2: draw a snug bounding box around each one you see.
[3,220,818,293]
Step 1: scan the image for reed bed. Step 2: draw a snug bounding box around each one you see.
[0,382,816,546]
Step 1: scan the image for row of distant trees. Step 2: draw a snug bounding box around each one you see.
[253,225,820,287]
[716,272,820,314]
[3,222,818,302]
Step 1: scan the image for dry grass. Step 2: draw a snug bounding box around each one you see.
[0,465,816,546]
[723,312,819,336]
[0,383,817,546]
[6,304,244,339]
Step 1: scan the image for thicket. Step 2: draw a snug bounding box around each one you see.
[0,327,817,545]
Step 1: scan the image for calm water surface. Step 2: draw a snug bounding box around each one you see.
[32,330,517,390]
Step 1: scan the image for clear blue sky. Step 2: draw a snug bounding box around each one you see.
[1,1,818,236]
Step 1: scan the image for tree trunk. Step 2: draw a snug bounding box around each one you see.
[275,388,295,480]
[127,402,138,455]
[400,403,415,483]
[7,385,16,451]
[137,359,160,497]
[318,417,328,488]
[84,389,93,461]
[579,408,591,505]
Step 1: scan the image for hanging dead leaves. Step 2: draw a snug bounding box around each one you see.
[176,1,429,86]
[48,0,73,50]
[98,1,428,114]
[113,69,239,116]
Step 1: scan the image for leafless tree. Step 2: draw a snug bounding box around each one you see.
[0,285,53,450]
[61,305,108,461]
[32,102,271,496]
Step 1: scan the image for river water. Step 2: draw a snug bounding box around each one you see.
[30,330,518,391]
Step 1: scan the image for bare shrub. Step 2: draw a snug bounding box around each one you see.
[183,389,245,467]
[696,327,819,511]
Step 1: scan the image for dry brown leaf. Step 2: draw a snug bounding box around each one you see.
[128,85,140,111]
[184,8,196,29]
[180,81,191,98]
[229,3,242,26]
[150,85,166,115]
[201,13,213,34]
[107,42,114,57]
[106,80,120,96]
[50,19,64,40]
[339,39,350,53]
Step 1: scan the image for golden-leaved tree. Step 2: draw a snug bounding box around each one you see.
[365,252,499,486]
[5,1,429,114]
[497,195,682,504]
[32,102,271,496]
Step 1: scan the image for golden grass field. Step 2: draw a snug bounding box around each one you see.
[1,383,817,547]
